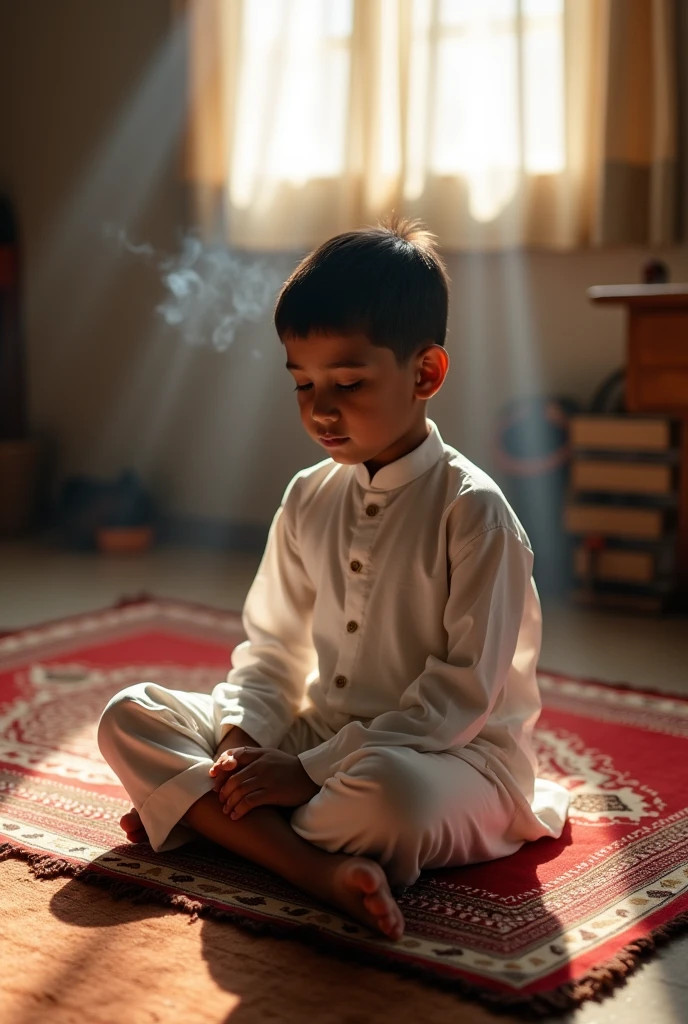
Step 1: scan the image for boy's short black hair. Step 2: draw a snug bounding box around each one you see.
[274,217,449,367]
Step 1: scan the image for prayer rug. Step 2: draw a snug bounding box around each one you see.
[1,597,687,1016]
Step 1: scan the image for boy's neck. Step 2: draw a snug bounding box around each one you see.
[363,418,431,481]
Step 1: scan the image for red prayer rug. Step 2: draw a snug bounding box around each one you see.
[1,597,687,1016]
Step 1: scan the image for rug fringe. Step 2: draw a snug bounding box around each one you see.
[3,840,687,1018]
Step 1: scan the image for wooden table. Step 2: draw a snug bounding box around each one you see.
[588,285,688,593]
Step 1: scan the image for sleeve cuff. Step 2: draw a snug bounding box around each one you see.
[219,713,289,750]
[297,744,337,786]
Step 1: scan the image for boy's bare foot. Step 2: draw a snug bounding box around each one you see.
[119,800,405,941]
[119,807,148,844]
[321,856,404,941]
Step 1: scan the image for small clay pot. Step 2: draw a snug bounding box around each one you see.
[96,525,155,554]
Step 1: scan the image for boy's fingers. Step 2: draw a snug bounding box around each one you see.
[209,753,237,772]
[209,762,238,782]
[219,766,257,803]
[222,770,259,811]
[228,789,268,820]
[217,774,237,801]
[208,746,263,779]
[229,748,264,765]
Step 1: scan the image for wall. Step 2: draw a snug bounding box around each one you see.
[1,1,687,541]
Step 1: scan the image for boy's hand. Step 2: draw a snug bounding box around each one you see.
[211,747,321,820]
[208,726,258,800]
[208,748,242,797]
[213,725,256,761]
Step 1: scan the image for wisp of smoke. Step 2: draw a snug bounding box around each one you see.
[103,224,283,352]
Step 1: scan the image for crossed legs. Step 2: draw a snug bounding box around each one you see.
[120,793,404,938]
[100,686,405,938]
[101,683,521,940]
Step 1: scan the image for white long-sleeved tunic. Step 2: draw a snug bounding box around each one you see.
[212,418,568,837]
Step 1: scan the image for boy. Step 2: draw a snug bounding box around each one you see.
[97,220,569,943]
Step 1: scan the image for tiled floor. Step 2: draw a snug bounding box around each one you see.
[1,539,688,1023]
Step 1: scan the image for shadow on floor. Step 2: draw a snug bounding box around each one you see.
[45,827,577,1019]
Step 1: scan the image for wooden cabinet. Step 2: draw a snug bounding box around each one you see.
[564,414,679,610]
[588,286,688,594]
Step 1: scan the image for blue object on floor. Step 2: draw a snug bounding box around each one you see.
[58,469,156,550]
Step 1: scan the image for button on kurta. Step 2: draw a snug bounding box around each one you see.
[350,560,362,572]
[334,675,348,688]
[365,504,379,517]
[346,621,358,633]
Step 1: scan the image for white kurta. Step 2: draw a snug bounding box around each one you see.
[213,417,569,836]
[98,417,569,884]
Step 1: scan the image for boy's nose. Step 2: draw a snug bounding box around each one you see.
[311,404,340,423]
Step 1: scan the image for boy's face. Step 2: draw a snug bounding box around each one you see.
[285,331,447,473]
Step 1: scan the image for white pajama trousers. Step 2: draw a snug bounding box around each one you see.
[97,681,529,888]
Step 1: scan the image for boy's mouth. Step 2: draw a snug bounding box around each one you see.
[318,435,350,448]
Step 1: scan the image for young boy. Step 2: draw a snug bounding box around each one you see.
[97,220,569,943]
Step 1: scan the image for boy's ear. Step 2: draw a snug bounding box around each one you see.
[415,345,449,397]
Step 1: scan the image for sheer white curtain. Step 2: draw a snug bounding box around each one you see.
[182,0,679,250]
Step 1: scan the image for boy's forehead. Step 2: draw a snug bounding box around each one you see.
[284,331,386,370]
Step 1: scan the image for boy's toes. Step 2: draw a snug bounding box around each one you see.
[363,891,395,918]
[119,808,149,843]
[363,894,403,937]
[382,915,404,941]
[119,808,142,832]
[333,858,405,940]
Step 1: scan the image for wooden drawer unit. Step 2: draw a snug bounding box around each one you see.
[565,409,680,609]
[588,286,688,594]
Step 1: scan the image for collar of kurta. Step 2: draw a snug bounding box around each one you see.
[353,418,445,492]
